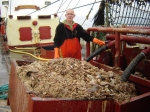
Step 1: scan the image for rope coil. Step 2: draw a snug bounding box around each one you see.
[0,84,9,100]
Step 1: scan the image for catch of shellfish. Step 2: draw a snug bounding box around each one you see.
[16,58,137,103]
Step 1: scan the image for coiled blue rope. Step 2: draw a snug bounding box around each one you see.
[0,84,9,100]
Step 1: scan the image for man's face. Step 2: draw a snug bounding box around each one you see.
[65,9,75,21]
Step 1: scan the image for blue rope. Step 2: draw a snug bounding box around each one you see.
[0,84,9,100]
[0,94,8,100]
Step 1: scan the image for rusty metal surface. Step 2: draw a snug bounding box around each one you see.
[31,98,114,112]
[40,47,54,59]
[114,32,121,67]
[115,92,150,112]
[106,34,150,44]
[87,27,150,34]
[8,60,31,112]
[86,27,150,72]
[143,60,150,80]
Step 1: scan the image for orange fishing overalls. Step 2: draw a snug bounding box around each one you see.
[60,24,82,60]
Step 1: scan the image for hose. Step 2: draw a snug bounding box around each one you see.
[121,52,146,82]
[85,45,108,62]
[9,49,51,61]
[14,47,37,50]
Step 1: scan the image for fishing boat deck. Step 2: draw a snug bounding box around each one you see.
[0,35,9,85]
[0,35,11,111]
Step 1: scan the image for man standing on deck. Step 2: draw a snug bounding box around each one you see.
[0,18,7,42]
[53,8,105,60]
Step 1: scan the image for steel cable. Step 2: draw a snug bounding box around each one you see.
[82,0,97,25]
[56,0,64,13]
[60,0,73,20]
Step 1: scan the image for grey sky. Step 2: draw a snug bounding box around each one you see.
[49,0,101,28]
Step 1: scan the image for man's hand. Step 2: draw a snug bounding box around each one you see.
[93,38,105,46]
[54,48,60,58]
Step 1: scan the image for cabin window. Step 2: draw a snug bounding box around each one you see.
[38,15,51,19]
[17,16,31,20]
